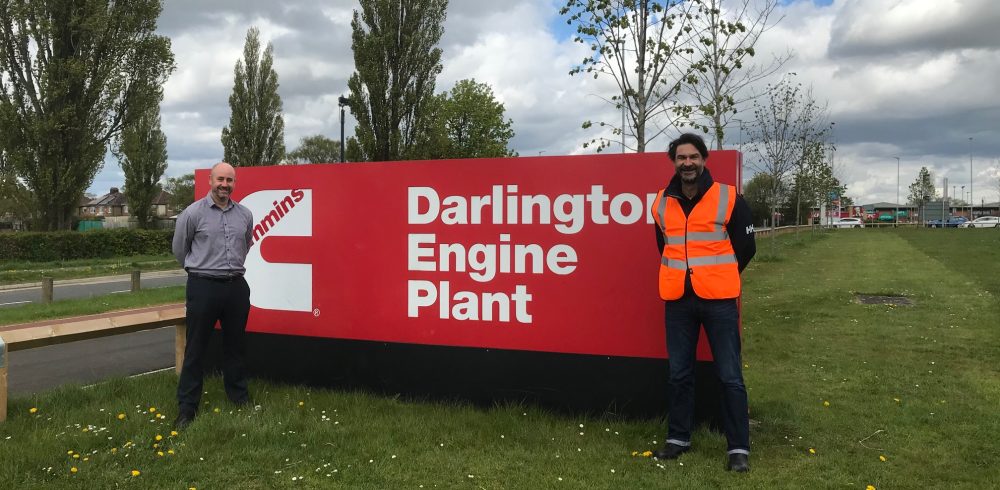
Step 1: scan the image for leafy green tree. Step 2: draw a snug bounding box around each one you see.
[287,135,341,164]
[1,149,34,228]
[682,0,790,149]
[743,173,782,227]
[115,100,168,229]
[221,27,285,167]
[908,166,936,224]
[0,0,175,230]
[414,79,516,159]
[782,143,845,226]
[164,173,195,213]
[745,76,830,231]
[347,0,448,162]
[561,0,702,152]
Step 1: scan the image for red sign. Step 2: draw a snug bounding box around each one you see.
[196,152,741,360]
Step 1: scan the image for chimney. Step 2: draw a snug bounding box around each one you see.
[110,187,119,194]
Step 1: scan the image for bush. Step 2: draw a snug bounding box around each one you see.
[0,229,173,261]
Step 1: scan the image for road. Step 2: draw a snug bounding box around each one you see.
[0,271,186,308]
[5,327,176,397]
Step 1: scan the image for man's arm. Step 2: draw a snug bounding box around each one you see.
[172,211,193,268]
[727,195,756,272]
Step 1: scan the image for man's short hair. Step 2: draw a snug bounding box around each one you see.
[668,133,710,161]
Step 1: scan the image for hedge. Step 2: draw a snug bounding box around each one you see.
[0,229,174,262]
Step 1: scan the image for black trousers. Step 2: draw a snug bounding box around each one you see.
[177,275,251,413]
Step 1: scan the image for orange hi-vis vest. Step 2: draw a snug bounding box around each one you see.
[651,182,740,301]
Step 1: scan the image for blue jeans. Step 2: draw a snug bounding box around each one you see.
[664,295,750,454]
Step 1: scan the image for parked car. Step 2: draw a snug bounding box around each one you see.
[833,217,865,228]
[963,216,1000,228]
[926,216,968,228]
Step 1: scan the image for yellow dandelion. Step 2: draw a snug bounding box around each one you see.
[823,401,830,407]
[29,407,38,414]
[82,428,89,432]
[155,434,163,441]
[298,401,305,407]
[631,451,638,456]
[893,398,900,403]
[67,450,74,455]
[153,443,159,448]
[111,448,118,454]
[189,487,197,490]
[83,457,89,462]
[168,449,175,455]
[72,454,80,459]
[117,413,126,420]
[170,431,178,437]
[70,467,78,474]
[131,470,141,477]
[866,486,876,490]
[641,450,653,457]
[879,455,887,462]
[808,448,816,455]
[213,407,220,413]
[157,451,164,457]
[148,407,157,413]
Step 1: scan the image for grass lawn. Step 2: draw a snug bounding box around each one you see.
[1,229,997,488]
[0,255,180,285]
[0,287,184,327]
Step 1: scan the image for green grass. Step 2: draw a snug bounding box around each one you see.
[1,229,998,488]
[0,287,184,326]
[0,254,180,285]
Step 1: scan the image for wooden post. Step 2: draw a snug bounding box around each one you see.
[41,277,53,304]
[175,323,186,375]
[1,335,7,422]
[131,269,141,292]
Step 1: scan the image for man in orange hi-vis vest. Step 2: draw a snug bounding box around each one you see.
[650,133,756,472]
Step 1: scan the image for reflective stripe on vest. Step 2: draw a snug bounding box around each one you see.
[650,182,740,300]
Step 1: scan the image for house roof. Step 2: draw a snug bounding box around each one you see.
[83,188,173,207]
[87,188,127,206]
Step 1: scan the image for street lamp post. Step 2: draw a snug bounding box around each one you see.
[894,156,900,225]
[969,137,974,219]
[338,95,350,163]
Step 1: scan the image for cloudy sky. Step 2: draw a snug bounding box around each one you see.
[88,0,1000,206]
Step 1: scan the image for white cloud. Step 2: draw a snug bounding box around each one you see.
[85,0,1000,206]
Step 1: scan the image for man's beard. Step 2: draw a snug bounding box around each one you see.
[213,186,231,200]
[680,167,700,184]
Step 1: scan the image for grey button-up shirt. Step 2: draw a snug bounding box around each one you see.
[172,194,255,276]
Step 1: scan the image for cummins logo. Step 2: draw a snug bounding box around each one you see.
[241,189,312,312]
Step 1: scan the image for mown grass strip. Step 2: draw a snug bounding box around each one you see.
[0,254,180,285]
[0,287,185,327]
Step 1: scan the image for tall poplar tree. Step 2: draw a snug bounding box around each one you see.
[221,27,285,167]
[115,96,167,229]
[346,0,448,162]
[0,0,175,230]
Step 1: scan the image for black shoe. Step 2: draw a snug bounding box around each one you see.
[653,443,690,460]
[173,411,195,430]
[727,453,750,472]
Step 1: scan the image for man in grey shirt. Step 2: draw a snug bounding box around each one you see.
[171,162,255,429]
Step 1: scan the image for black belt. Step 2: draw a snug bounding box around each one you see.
[189,273,243,283]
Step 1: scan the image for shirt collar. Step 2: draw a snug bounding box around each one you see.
[202,192,234,211]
